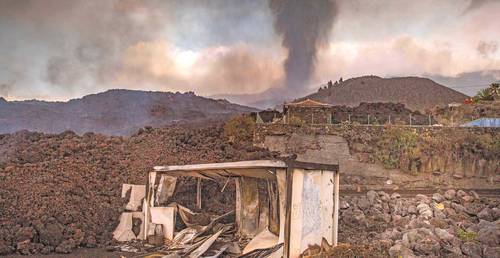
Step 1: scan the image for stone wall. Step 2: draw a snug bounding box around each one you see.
[254,124,499,190]
[285,106,331,124]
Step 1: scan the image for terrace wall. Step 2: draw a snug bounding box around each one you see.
[254,124,499,190]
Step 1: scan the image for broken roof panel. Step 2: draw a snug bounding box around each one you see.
[154,160,288,179]
[154,160,287,172]
[153,160,338,180]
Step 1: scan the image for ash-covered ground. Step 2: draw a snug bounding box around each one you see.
[0,123,498,257]
[0,123,274,255]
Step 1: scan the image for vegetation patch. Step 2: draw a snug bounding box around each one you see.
[374,127,418,170]
[457,229,477,242]
[224,115,256,144]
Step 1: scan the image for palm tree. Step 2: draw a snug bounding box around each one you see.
[490,83,499,100]
[474,83,499,101]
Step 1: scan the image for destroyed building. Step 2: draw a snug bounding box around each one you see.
[252,110,283,124]
[261,99,434,125]
[113,159,340,257]
[283,99,333,124]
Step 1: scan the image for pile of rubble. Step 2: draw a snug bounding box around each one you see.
[0,123,275,255]
[339,190,499,258]
[110,182,244,257]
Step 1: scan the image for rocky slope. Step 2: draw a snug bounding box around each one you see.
[0,123,275,255]
[304,76,469,111]
[330,102,435,125]
[1,121,499,256]
[0,90,258,135]
[339,190,499,258]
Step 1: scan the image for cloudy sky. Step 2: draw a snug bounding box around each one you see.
[1,0,499,101]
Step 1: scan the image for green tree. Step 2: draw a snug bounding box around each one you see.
[490,83,499,100]
[474,83,499,101]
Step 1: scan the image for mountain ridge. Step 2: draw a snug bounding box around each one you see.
[0,89,257,135]
[298,75,469,111]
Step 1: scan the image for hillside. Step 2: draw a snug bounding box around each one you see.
[432,100,500,126]
[0,123,275,255]
[302,76,469,111]
[0,90,257,135]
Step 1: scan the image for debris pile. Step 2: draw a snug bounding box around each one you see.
[110,181,244,257]
[339,190,499,257]
[0,123,275,255]
[142,207,241,257]
[109,159,340,257]
[301,240,388,258]
[109,175,282,257]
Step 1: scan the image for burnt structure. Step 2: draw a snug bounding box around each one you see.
[283,99,332,124]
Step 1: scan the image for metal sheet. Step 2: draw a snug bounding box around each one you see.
[150,207,177,240]
[289,169,335,257]
[236,177,260,238]
[155,175,177,205]
[121,184,146,211]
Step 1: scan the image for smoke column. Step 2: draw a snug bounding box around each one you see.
[269,0,337,95]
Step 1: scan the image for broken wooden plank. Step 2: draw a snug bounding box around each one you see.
[196,178,202,210]
[235,177,260,238]
[154,160,287,172]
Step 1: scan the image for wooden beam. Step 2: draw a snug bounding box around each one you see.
[283,166,294,258]
[143,171,157,240]
[154,160,287,172]
[268,178,280,235]
[333,171,340,246]
[235,177,261,238]
[284,160,339,172]
[196,178,202,210]
[276,169,287,245]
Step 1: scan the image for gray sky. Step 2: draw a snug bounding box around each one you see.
[1,0,499,100]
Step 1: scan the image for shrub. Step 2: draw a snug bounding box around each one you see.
[375,127,418,170]
[223,115,256,143]
[457,229,477,242]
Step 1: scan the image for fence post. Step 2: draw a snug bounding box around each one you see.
[409,114,412,126]
[367,115,370,125]
[428,114,431,126]
[348,114,351,123]
[388,115,391,124]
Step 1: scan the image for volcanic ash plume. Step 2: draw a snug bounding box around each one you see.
[269,0,337,95]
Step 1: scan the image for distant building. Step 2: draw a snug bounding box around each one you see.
[283,99,332,124]
[460,118,500,127]
[254,110,282,124]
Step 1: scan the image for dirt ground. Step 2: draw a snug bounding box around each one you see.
[3,248,133,258]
